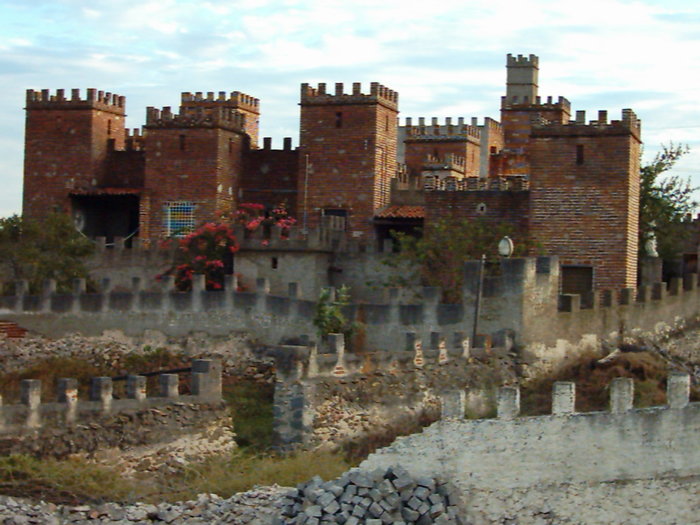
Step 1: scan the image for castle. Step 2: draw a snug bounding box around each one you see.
[22,53,641,292]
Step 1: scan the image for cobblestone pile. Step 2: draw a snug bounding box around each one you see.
[274,467,465,525]
[0,486,288,524]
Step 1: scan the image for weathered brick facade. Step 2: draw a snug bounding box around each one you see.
[297,82,398,237]
[21,53,642,290]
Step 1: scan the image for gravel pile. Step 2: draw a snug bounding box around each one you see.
[0,486,289,524]
[274,467,465,525]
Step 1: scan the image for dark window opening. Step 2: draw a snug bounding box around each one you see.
[107,120,112,136]
[490,146,497,154]
[335,112,343,128]
[228,138,233,154]
[576,145,584,165]
[323,208,348,217]
[385,115,389,131]
[179,135,186,151]
[271,257,278,269]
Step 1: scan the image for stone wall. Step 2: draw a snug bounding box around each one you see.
[361,373,700,524]
[0,359,224,458]
[263,334,515,448]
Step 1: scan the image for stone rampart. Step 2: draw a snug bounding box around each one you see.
[361,373,700,524]
[5,258,700,362]
[0,359,222,437]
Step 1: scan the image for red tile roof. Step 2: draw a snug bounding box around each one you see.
[375,205,425,219]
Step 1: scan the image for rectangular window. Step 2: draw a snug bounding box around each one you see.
[335,112,343,128]
[576,144,584,165]
[163,201,196,237]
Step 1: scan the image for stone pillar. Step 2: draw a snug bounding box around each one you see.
[610,377,634,413]
[192,273,205,312]
[127,375,147,401]
[57,378,78,423]
[21,379,41,428]
[90,377,113,413]
[667,372,690,409]
[552,381,576,415]
[159,374,179,398]
[497,386,520,420]
[192,359,222,401]
[639,256,662,286]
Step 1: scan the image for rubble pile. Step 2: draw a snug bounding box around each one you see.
[0,487,288,524]
[274,467,465,525]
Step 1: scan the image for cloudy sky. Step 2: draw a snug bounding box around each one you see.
[1,0,699,217]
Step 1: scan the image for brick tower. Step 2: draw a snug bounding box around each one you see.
[500,54,571,153]
[23,88,126,220]
[528,109,642,291]
[297,82,398,237]
[140,91,257,242]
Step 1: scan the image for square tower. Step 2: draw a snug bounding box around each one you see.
[297,82,398,237]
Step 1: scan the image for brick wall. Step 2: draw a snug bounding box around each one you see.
[424,190,530,234]
[242,140,299,215]
[297,83,398,237]
[141,125,247,241]
[23,89,126,220]
[528,115,641,289]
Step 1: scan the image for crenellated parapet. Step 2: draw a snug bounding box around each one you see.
[0,359,222,435]
[25,88,126,115]
[532,108,642,141]
[124,128,145,151]
[501,94,571,111]
[506,53,539,68]
[144,105,246,133]
[180,90,260,115]
[402,117,481,144]
[300,82,398,110]
[424,175,529,191]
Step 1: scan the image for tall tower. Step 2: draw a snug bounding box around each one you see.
[297,82,398,237]
[141,91,257,242]
[23,88,126,220]
[501,54,570,153]
[528,109,642,291]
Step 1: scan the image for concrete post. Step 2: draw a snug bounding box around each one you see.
[21,379,41,428]
[610,377,634,413]
[552,381,576,415]
[192,273,205,312]
[497,386,520,420]
[192,359,222,401]
[327,334,346,377]
[57,378,78,423]
[126,375,147,401]
[441,391,466,420]
[667,372,690,409]
[255,278,270,312]
[90,377,113,412]
[159,374,179,398]
[41,279,56,312]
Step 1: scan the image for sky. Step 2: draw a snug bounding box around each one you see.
[1,0,699,217]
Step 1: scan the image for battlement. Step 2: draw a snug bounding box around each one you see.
[402,117,481,142]
[261,136,294,151]
[25,88,126,115]
[0,359,222,434]
[300,82,398,109]
[362,371,699,493]
[124,128,145,151]
[424,174,529,191]
[532,108,641,139]
[506,53,539,67]
[145,105,246,133]
[180,90,260,114]
[422,154,466,173]
[501,94,571,111]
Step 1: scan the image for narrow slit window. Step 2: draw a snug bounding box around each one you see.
[271,257,278,269]
[335,112,343,128]
[179,134,186,151]
[107,120,112,136]
[576,144,584,165]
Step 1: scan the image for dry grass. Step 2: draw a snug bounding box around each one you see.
[521,350,700,415]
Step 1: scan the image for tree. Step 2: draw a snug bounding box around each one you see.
[0,213,95,295]
[386,218,538,303]
[639,144,698,260]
